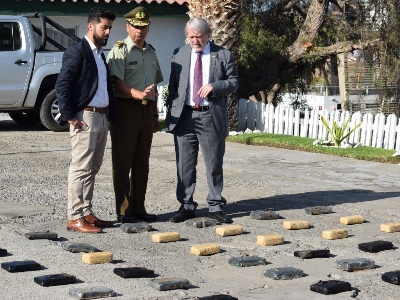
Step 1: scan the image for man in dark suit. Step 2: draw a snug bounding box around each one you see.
[166,17,239,223]
[56,7,116,233]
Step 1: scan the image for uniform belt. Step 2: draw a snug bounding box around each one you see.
[185,105,210,112]
[84,106,108,114]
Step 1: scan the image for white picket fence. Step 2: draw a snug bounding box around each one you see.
[237,99,400,151]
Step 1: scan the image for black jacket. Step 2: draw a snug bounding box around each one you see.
[55,37,116,125]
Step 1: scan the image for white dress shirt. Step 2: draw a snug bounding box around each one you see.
[186,42,210,106]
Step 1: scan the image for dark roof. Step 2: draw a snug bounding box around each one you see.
[38,0,189,4]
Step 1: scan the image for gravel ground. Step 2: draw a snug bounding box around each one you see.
[1,116,400,300]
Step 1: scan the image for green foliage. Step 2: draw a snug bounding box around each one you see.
[320,116,363,147]
[226,133,400,164]
[238,15,286,69]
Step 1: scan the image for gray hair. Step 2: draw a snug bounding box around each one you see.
[185,18,212,37]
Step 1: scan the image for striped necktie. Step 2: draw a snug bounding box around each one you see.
[192,51,203,108]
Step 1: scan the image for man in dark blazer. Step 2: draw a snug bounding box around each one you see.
[56,7,116,233]
[166,17,239,223]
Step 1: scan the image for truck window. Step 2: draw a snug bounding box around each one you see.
[0,22,21,51]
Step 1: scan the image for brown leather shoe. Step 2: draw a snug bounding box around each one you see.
[67,218,102,233]
[84,214,113,227]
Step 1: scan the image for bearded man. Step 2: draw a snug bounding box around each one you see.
[56,7,117,233]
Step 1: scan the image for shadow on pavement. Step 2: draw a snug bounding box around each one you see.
[156,189,400,221]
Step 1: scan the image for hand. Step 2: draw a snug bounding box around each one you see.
[141,84,159,100]
[198,84,213,98]
[68,118,88,131]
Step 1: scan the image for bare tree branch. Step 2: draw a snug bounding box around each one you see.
[309,39,382,57]
[280,0,302,12]
[329,0,360,12]
[286,0,329,62]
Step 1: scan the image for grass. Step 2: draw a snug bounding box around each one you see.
[226,133,400,164]
[158,119,167,130]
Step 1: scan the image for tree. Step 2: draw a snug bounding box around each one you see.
[187,0,243,130]
[187,0,400,129]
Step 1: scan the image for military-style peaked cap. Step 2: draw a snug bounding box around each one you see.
[125,6,151,26]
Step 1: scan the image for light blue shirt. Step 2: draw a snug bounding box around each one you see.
[85,36,109,108]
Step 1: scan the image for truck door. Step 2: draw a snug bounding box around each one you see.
[0,20,33,105]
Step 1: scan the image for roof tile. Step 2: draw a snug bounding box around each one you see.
[38,0,190,4]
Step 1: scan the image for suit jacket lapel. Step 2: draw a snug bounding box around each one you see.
[181,45,192,94]
[82,38,97,68]
[209,42,217,82]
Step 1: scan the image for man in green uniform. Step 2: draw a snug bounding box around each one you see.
[107,6,163,223]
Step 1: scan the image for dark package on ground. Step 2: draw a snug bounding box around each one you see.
[381,271,400,285]
[310,280,352,295]
[0,248,8,257]
[185,217,218,228]
[336,258,375,271]
[198,295,239,300]
[358,240,393,253]
[294,249,330,259]
[34,273,76,287]
[1,260,42,273]
[60,241,100,253]
[250,210,282,220]
[228,256,267,267]
[148,277,190,291]
[304,206,333,215]
[114,267,155,278]
[69,286,115,299]
[119,222,153,233]
[264,267,304,280]
[24,231,58,240]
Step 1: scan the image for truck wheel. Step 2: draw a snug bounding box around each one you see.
[39,89,68,132]
[9,111,41,125]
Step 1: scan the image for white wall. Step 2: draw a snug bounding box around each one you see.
[50,16,188,85]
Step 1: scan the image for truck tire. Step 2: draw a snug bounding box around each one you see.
[9,111,41,125]
[39,89,68,132]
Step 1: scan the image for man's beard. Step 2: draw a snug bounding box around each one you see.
[93,32,108,47]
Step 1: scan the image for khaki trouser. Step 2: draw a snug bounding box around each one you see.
[110,98,154,217]
[67,110,108,220]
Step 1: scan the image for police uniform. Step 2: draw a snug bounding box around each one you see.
[106,7,163,220]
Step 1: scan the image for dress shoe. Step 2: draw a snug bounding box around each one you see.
[84,214,113,227]
[67,218,102,233]
[208,211,233,224]
[117,215,137,223]
[135,213,157,222]
[169,208,195,223]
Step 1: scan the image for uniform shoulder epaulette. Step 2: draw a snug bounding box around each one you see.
[148,44,155,51]
[114,40,124,48]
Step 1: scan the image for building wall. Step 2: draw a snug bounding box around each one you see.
[50,16,187,85]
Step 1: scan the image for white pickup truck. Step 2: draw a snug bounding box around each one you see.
[0,13,80,131]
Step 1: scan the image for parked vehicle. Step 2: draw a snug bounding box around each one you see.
[0,13,80,131]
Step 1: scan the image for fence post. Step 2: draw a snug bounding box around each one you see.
[237,99,247,131]
[372,113,385,148]
[349,111,362,144]
[247,100,256,131]
[256,102,265,131]
[384,114,397,150]
[301,109,309,137]
[293,109,300,136]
